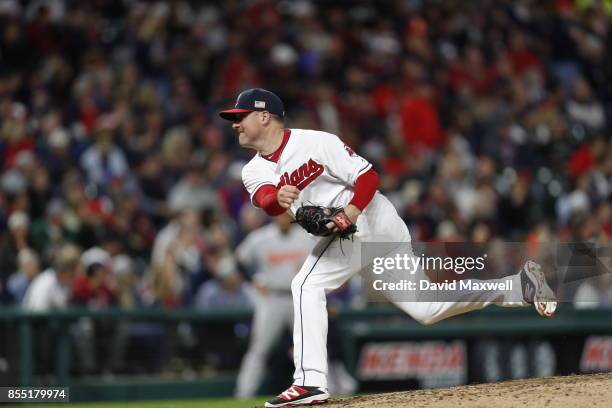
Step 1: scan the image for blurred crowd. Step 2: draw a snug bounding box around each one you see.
[0,0,611,313]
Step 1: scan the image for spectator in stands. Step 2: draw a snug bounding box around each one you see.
[70,247,117,374]
[194,255,252,309]
[152,207,209,303]
[107,254,141,373]
[152,208,202,265]
[26,163,52,221]
[112,254,140,309]
[0,211,31,303]
[135,153,171,226]
[141,253,184,309]
[499,172,534,238]
[59,170,99,249]
[6,248,40,303]
[71,247,115,307]
[30,198,71,265]
[22,243,80,310]
[1,102,33,169]
[38,127,73,184]
[167,156,222,214]
[565,77,606,136]
[79,115,130,188]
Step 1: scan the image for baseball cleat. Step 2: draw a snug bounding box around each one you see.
[520,260,557,317]
[265,385,330,407]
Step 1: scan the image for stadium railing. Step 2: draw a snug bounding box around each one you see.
[0,305,610,401]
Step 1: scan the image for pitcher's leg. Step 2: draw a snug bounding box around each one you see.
[393,273,524,325]
[376,241,530,325]
[291,237,360,389]
[391,259,557,324]
[291,273,329,387]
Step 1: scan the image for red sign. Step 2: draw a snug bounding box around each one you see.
[358,341,466,382]
[580,336,612,372]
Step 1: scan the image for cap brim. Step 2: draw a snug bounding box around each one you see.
[219,108,254,121]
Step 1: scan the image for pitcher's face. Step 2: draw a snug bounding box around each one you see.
[232,111,262,149]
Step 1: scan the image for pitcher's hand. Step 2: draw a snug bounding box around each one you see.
[278,185,300,208]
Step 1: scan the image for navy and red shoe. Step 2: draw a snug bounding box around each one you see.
[520,260,557,317]
[265,385,330,407]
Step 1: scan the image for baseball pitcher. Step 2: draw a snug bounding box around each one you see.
[219,88,557,407]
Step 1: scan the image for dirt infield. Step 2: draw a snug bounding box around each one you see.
[321,373,612,408]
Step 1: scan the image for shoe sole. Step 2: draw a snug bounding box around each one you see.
[524,260,557,318]
[264,395,330,407]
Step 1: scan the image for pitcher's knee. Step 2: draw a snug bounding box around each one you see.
[291,275,306,295]
[398,304,441,325]
[413,313,440,325]
[291,275,325,298]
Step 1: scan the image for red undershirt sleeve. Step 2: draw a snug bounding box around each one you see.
[349,168,380,211]
[253,184,286,216]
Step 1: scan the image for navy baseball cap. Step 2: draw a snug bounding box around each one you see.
[219,88,285,121]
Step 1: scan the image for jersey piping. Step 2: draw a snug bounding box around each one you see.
[261,128,291,163]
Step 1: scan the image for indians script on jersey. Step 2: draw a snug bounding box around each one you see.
[276,159,324,190]
[241,128,372,214]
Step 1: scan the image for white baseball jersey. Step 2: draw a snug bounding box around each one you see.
[235,223,314,291]
[242,129,372,215]
[22,269,70,311]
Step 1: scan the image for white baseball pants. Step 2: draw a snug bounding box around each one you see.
[291,193,526,388]
[235,292,294,398]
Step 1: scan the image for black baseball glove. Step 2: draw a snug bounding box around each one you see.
[294,205,357,240]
